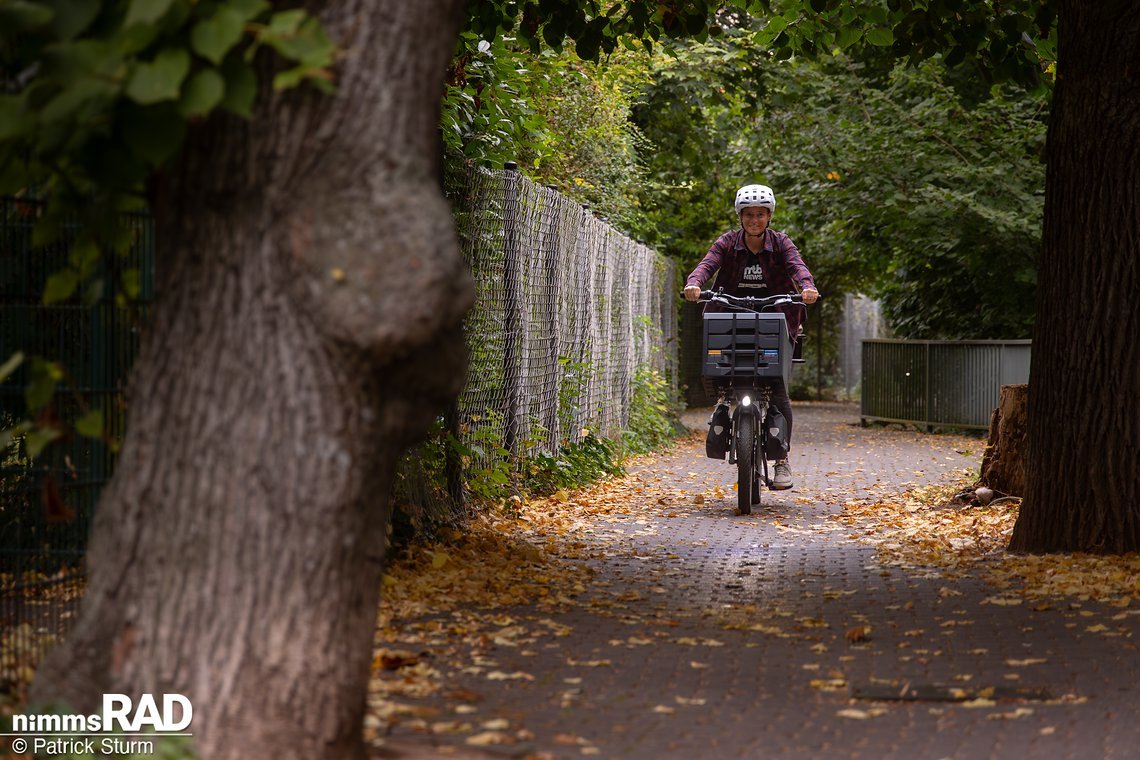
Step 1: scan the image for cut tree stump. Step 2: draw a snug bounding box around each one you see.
[977,384,1028,497]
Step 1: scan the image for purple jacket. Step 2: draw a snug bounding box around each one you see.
[686,227,816,340]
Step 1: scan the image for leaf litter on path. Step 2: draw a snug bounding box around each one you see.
[372,428,1139,750]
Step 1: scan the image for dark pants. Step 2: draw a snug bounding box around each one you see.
[771,384,794,453]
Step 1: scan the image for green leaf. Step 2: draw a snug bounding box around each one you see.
[267,8,305,36]
[765,16,789,35]
[0,95,32,141]
[25,360,61,412]
[124,0,175,27]
[46,0,100,40]
[864,6,889,26]
[126,47,191,104]
[117,21,160,55]
[180,68,225,116]
[25,426,63,459]
[220,58,257,117]
[121,268,141,299]
[0,352,24,384]
[43,269,79,304]
[865,28,894,47]
[0,1,55,31]
[69,238,100,277]
[273,65,333,93]
[39,38,120,80]
[836,26,861,50]
[39,76,120,124]
[262,15,335,66]
[191,7,246,65]
[76,408,103,438]
[272,65,307,90]
[227,0,270,21]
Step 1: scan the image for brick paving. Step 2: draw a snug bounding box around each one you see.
[380,402,1140,759]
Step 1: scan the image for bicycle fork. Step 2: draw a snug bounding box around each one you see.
[727,392,772,485]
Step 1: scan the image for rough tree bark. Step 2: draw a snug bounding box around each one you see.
[30,2,471,758]
[1009,3,1140,553]
[977,384,1028,496]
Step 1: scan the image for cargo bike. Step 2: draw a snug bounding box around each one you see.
[697,289,806,515]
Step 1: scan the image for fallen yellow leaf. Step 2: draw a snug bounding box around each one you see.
[466,731,510,746]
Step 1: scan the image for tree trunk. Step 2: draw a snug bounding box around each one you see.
[1009,3,1140,553]
[30,2,471,758]
[977,384,1028,497]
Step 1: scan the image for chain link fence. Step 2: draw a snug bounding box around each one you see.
[394,164,677,528]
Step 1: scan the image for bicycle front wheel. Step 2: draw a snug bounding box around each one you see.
[736,412,756,515]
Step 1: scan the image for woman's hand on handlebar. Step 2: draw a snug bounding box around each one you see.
[802,287,820,305]
[683,285,702,302]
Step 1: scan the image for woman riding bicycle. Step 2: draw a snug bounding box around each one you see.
[683,183,820,490]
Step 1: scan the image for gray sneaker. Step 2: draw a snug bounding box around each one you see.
[771,459,793,490]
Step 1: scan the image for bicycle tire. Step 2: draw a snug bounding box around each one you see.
[736,412,756,515]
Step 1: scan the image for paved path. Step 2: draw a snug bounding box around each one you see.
[380,403,1139,759]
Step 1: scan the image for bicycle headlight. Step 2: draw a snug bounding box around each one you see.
[741,395,752,407]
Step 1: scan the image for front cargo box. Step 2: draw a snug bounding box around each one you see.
[702,312,792,390]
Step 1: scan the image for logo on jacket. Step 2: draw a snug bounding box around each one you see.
[741,263,766,288]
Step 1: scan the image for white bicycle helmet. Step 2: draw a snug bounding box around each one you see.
[734,184,776,216]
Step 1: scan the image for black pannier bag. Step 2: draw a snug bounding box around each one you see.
[706,403,731,459]
[763,405,789,461]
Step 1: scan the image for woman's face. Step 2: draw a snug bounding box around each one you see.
[740,207,771,235]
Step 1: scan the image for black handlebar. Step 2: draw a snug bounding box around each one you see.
[687,289,810,311]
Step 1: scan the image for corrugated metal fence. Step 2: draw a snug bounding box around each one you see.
[860,339,1031,430]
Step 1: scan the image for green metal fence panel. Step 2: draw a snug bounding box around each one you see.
[1,197,153,685]
[860,339,1031,429]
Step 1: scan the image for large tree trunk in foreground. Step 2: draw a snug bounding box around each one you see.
[978,384,1028,497]
[31,2,470,757]
[1009,3,1140,553]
